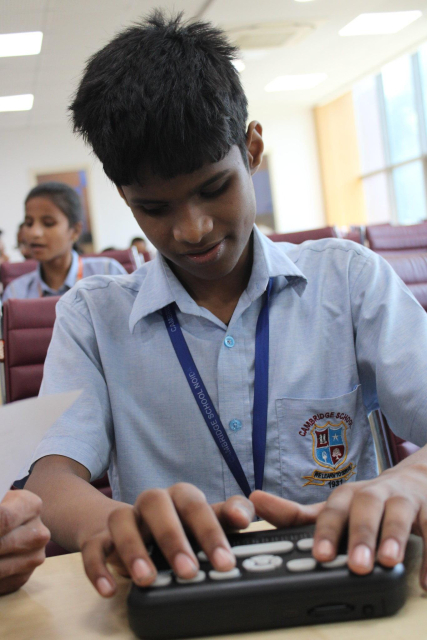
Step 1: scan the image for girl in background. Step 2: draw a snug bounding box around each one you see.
[3,182,126,300]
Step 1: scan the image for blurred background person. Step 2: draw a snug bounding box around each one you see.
[3,182,127,301]
[16,222,33,260]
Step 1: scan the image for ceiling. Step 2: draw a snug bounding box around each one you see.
[2,0,427,131]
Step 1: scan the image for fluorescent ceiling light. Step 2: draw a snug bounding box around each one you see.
[339,12,422,36]
[232,59,245,72]
[265,73,327,92]
[0,94,34,112]
[0,31,43,57]
[294,0,316,3]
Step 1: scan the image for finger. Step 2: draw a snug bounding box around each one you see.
[377,497,415,568]
[312,486,354,563]
[212,496,255,531]
[250,490,324,528]
[81,532,117,598]
[417,504,427,591]
[108,506,156,587]
[0,571,33,596]
[0,491,42,537]
[136,487,199,580]
[171,484,235,572]
[346,489,385,574]
[0,548,46,580]
[0,517,50,556]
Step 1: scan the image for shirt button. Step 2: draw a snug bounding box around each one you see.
[224,336,235,348]
[229,419,242,432]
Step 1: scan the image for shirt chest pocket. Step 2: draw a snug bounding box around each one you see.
[275,386,378,504]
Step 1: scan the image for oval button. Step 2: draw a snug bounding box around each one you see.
[224,336,235,348]
[229,419,242,432]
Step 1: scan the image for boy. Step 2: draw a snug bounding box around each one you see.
[26,12,427,598]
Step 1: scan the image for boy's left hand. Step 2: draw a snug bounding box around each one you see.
[250,451,427,590]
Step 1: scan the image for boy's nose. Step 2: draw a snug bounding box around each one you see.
[173,207,213,245]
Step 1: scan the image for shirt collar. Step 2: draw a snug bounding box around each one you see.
[37,250,79,295]
[129,225,307,333]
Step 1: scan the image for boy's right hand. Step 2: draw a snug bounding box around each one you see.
[81,483,255,597]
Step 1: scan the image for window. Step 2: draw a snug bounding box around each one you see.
[353,47,427,225]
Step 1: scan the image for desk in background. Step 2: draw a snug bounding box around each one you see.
[0,523,425,640]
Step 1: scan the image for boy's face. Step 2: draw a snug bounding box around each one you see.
[119,122,263,284]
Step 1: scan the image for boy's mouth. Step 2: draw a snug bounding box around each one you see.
[184,240,224,265]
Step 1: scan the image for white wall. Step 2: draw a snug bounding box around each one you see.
[252,104,325,233]
[0,107,325,259]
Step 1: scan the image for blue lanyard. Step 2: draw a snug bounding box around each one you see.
[162,278,273,498]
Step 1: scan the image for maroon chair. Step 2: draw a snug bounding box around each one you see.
[366,222,427,255]
[268,226,338,244]
[0,297,112,555]
[382,252,427,311]
[0,260,37,292]
[85,248,139,273]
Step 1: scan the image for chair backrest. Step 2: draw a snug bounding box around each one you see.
[366,222,427,253]
[370,410,420,468]
[2,297,58,403]
[0,260,37,291]
[383,252,427,311]
[85,248,138,273]
[268,227,338,244]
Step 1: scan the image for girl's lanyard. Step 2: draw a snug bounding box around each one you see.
[38,256,84,297]
[162,278,273,498]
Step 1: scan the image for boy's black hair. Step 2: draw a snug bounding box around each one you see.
[25,182,83,228]
[69,11,248,186]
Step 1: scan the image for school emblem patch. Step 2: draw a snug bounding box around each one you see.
[302,421,356,488]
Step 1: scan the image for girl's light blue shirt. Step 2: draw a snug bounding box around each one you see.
[2,250,127,301]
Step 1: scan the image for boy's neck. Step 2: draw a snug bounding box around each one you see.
[172,236,253,325]
[40,251,73,291]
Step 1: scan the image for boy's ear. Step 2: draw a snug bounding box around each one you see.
[246,121,264,176]
[117,186,129,205]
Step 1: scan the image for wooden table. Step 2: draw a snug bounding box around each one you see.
[1,524,426,640]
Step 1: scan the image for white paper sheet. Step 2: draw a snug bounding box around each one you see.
[0,390,81,501]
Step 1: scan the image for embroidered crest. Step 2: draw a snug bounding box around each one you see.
[302,421,356,488]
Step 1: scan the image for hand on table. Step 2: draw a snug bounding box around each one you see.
[251,455,427,590]
[82,483,255,597]
[0,490,50,595]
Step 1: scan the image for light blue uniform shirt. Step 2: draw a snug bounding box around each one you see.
[31,226,427,505]
[2,250,127,301]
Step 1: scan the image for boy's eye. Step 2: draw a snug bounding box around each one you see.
[140,205,167,214]
[200,180,229,199]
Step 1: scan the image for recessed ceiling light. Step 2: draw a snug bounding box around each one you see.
[0,94,34,112]
[265,73,327,92]
[232,59,245,72]
[0,31,43,57]
[339,12,422,36]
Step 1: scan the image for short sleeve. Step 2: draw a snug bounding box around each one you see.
[107,259,127,275]
[31,294,114,479]
[350,252,427,446]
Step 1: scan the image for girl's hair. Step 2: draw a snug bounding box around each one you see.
[25,182,83,228]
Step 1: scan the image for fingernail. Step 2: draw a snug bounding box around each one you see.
[212,547,236,571]
[352,544,371,569]
[381,538,400,561]
[132,558,154,583]
[96,577,114,596]
[174,553,198,578]
[316,539,334,559]
[234,505,253,522]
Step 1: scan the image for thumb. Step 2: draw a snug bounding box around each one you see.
[249,490,325,528]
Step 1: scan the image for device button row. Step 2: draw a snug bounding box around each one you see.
[296,538,314,552]
[321,554,348,569]
[232,540,294,557]
[209,568,241,581]
[242,554,283,572]
[286,558,317,573]
[176,570,206,584]
[149,572,173,587]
